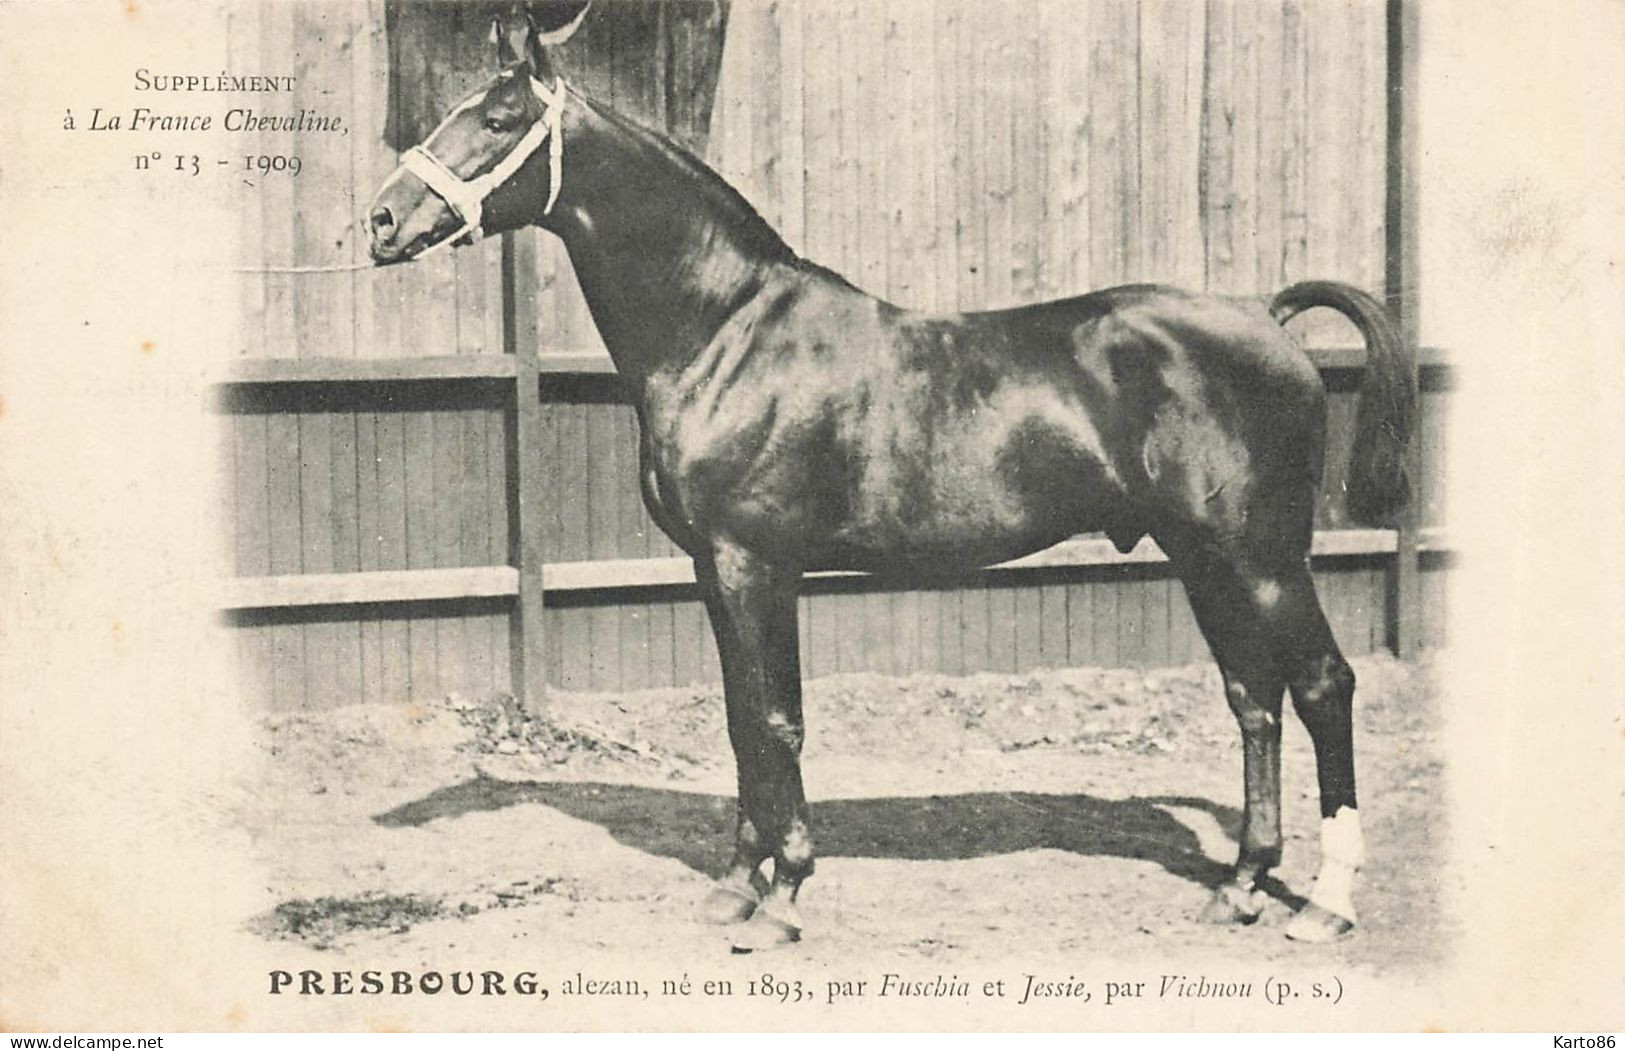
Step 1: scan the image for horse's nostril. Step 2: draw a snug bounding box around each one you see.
[370,206,395,237]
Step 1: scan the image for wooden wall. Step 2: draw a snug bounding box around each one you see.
[220,0,1448,710]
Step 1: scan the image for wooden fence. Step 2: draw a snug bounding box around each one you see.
[215,0,1451,712]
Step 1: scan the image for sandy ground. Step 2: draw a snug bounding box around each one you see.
[225,653,1452,1029]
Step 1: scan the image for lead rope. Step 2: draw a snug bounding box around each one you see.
[235,75,565,273]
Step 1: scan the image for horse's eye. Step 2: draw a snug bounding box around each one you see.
[483,116,508,134]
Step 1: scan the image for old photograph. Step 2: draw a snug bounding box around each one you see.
[1,0,1621,1034]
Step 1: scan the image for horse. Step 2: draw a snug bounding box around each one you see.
[366,4,1415,952]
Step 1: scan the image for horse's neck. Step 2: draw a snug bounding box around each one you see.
[542,99,793,388]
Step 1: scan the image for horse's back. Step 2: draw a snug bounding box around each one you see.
[649,269,1328,572]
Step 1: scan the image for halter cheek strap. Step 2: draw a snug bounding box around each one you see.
[400,75,566,257]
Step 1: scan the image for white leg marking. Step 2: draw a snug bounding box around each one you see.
[1305,805,1364,922]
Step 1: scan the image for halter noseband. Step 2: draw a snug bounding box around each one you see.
[398,73,566,257]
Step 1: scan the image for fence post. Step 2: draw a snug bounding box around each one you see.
[504,231,549,711]
[1386,0,1423,658]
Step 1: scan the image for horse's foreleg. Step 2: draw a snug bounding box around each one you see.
[694,557,772,924]
[697,540,811,951]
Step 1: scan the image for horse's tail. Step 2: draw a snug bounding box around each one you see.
[1270,280,1415,525]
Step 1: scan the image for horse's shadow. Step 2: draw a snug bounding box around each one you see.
[374,776,1300,906]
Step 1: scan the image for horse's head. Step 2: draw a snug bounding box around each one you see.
[366,2,590,265]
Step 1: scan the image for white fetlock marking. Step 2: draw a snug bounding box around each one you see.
[1306,806,1364,922]
[753,884,804,931]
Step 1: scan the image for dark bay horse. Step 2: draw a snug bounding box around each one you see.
[367,7,1414,951]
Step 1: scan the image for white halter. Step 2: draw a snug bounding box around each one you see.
[398,73,566,258]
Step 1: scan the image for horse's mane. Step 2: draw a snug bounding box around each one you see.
[579,93,799,266]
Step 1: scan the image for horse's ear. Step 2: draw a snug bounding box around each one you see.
[525,0,591,60]
[491,16,519,68]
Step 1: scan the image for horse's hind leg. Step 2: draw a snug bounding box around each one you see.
[1272,566,1364,943]
[1175,554,1288,926]
[1174,544,1364,940]
[694,539,813,952]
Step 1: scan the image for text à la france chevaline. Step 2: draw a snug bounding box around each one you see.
[69,68,343,134]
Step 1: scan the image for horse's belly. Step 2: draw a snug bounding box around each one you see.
[812,423,1125,572]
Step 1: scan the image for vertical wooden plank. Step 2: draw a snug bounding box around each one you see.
[954,0,987,309]
[584,404,621,561]
[648,599,676,689]
[402,404,436,701]
[233,415,274,704]
[618,601,651,693]
[1226,1,1259,298]
[1008,0,1042,305]
[808,590,836,681]
[1145,577,1173,666]
[673,598,706,688]
[350,4,390,706]
[329,410,363,707]
[1139,0,1205,287]
[460,407,493,698]
[776,1,806,253]
[354,401,383,708]
[259,0,296,362]
[1201,0,1236,292]
[1089,0,1141,284]
[893,591,921,676]
[1044,0,1091,299]
[557,403,591,563]
[509,352,549,710]
[589,605,621,692]
[1304,0,1349,348]
[698,600,721,684]
[1386,0,1423,658]
[982,1,1014,308]
[932,2,963,311]
[614,410,651,560]
[833,0,862,281]
[375,397,409,703]
[1252,0,1286,292]
[1279,0,1310,288]
[990,585,1018,673]
[1092,579,1121,667]
[233,0,267,361]
[1039,582,1069,669]
[960,582,990,673]
[265,413,303,708]
[1116,579,1147,668]
[1014,584,1044,672]
[835,592,867,674]
[1067,581,1094,668]
[753,0,784,232]
[558,605,592,691]
[796,594,814,680]
[1354,0,1387,294]
[300,6,356,361]
[432,409,467,701]
[1169,579,1202,665]
[861,592,892,675]
[939,589,966,676]
[801,0,836,273]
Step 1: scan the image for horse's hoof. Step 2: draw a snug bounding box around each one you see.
[1284,902,1355,943]
[728,908,801,953]
[1199,882,1264,925]
[698,884,759,925]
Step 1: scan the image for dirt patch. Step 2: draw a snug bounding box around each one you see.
[254,893,448,949]
[234,653,1452,976]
